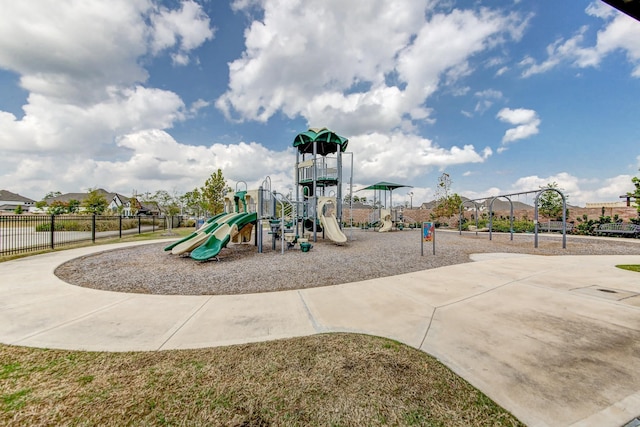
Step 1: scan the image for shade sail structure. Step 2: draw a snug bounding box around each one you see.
[293,127,349,155]
[358,181,413,192]
[357,181,413,209]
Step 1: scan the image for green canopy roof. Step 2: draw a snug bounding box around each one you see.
[293,127,348,155]
[358,181,412,191]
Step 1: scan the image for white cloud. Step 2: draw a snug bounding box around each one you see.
[150,0,215,65]
[0,130,293,199]
[469,88,504,115]
[217,0,527,135]
[496,107,540,146]
[350,131,492,183]
[481,172,636,207]
[521,3,640,78]
[0,1,214,156]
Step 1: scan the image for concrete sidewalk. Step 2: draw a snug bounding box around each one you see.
[1,241,640,427]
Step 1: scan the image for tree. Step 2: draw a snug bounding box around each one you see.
[14,204,23,214]
[48,200,69,215]
[152,190,181,217]
[128,196,139,216]
[181,188,205,217]
[82,189,108,215]
[538,182,568,220]
[432,173,462,221]
[433,193,463,220]
[68,199,80,213]
[201,169,227,215]
[43,191,62,200]
[35,200,48,211]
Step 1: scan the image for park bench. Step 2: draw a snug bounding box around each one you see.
[538,220,573,233]
[596,223,640,238]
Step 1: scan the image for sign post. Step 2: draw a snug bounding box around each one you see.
[421,221,435,256]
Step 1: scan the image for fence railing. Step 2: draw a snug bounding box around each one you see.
[0,214,177,257]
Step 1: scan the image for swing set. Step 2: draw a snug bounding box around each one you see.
[459,188,568,248]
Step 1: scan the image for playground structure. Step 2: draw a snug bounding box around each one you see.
[293,128,350,243]
[458,188,568,248]
[163,128,352,260]
[358,181,412,232]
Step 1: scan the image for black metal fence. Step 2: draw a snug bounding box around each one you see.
[0,214,177,257]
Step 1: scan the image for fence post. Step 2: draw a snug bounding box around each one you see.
[119,215,122,238]
[138,215,141,234]
[50,215,55,250]
[92,214,96,243]
[152,215,156,232]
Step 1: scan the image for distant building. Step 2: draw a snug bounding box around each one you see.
[38,189,161,215]
[0,190,36,213]
[585,202,628,208]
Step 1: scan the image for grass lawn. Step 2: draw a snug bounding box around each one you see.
[0,334,523,426]
[0,228,524,425]
[617,264,640,273]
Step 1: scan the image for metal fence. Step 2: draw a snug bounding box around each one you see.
[0,214,175,257]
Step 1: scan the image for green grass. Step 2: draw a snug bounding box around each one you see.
[616,264,640,273]
[0,334,523,426]
[0,229,525,425]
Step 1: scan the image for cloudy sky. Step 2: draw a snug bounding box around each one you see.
[1,0,639,206]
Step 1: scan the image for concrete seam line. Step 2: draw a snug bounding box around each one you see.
[297,291,325,333]
[419,307,437,349]
[157,296,213,351]
[11,295,135,345]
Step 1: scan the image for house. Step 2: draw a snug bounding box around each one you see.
[128,198,162,216]
[40,189,156,216]
[0,190,36,213]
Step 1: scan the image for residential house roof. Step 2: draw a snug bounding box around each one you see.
[0,190,36,204]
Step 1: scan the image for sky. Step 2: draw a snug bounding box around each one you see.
[1,0,639,207]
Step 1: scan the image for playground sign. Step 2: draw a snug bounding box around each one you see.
[421,221,435,256]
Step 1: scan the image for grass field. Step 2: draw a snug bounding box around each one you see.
[0,227,526,425]
[0,334,523,426]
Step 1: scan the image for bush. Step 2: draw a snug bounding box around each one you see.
[35,217,143,232]
[462,218,535,233]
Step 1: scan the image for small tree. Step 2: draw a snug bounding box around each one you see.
[181,188,205,217]
[128,196,139,216]
[538,182,568,220]
[152,190,182,234]
[432,172,462,225]
[48,200,69,215]
[153,190,181,217]
[14,204,23,214]
[201,169,227,216]
[68,199,80,213]
[43,191,62,200]
[82,189,108,215]
[35,200,48,212]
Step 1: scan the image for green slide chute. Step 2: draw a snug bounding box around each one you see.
[164,212,232,252]
[190,212,257,261]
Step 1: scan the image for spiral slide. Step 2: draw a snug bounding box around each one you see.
[317,197,347,244]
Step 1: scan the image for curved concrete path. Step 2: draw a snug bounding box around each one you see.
[2,241,640,427]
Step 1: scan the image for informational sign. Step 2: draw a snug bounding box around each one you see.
[421,221,435,256]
